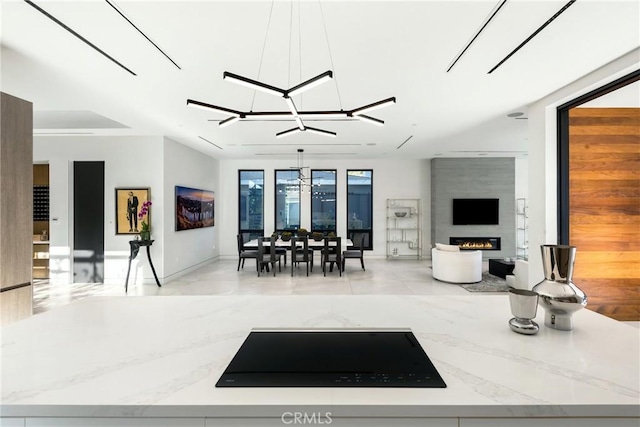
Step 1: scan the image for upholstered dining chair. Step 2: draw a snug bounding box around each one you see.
[257,236,282,277]
[321,236,342,277]
[342,234,365,271]
[291,236,313,276]
[237,234,258,271]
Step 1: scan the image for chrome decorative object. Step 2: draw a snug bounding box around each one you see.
[508,289,540,335]
[532,245,587,331]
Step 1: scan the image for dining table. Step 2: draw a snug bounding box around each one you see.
[244,237,353,252]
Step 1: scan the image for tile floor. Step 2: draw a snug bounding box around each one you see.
[32,258,640,329]
[33,259,471,313]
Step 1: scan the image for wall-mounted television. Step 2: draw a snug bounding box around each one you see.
[452,198,499,225]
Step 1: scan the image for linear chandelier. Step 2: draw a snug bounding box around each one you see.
[187,0,395,138]
[187,70,395,138]
[289,149,318,191]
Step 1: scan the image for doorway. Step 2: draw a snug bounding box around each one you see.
[73,161,105,283]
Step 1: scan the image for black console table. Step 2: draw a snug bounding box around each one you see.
[488,258,515,279]
[125,239,161,292]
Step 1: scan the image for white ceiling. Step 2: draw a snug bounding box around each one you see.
[1,0,638,160]
[580,80,639,107]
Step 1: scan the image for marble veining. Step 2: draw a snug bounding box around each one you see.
[1,294,639,419]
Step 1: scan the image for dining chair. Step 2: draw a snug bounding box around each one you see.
[275,243,287,266]
[321,236,342,277]
[342,234,365,271]
[291,236,313,276]
[237,234,258,271]
[257,236,282,277]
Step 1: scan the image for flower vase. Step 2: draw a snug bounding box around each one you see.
[140,230,151,241]
[532,245,587,331]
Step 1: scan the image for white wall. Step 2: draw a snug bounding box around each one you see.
[526,48,639,287]
[162,137,219,281]
[515,158,528,200]
[219,158,427,258]
[33,135,220,285]
[34,136,164,285]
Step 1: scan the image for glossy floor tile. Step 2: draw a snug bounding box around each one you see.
[31,258,640,328]
[33,259,480,314]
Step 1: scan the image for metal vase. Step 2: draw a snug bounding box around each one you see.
[532,245,587,331]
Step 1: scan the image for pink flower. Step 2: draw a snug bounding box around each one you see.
[138,200,152,231]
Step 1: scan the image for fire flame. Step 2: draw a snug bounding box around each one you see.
[459,241,495,249]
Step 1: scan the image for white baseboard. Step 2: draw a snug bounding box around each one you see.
[162,257,219,284]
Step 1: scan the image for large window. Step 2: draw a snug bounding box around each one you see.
[275,170,300,232]
[311,170,337,234]
[238,170,264,242]
[347,170,373,250]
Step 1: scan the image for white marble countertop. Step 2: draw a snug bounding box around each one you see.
[1,295,639,418]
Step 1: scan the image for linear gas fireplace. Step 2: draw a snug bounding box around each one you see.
[450,237,501,251]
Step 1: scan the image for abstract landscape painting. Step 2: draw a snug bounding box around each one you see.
[175,186,214,231]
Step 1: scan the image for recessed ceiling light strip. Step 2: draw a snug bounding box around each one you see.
[256,152,358,156]
[243,143,361,146]
[450,150,527,153]
[104,0,181,70]
[488,0,577,74]
[198,136,223,149]
[33,132,95,135]
[446,0,507,73]
[23,0,137,76]
[396,136,413,150]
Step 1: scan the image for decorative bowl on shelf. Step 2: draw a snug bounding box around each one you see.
[394,212,407,218]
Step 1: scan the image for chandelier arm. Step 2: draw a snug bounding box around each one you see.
[350,97,397,116]
[304,126,337,137]
[223,72,286,97]
[186,99,242,117]
[276,127,303,138]
[219,116,243,128]
[286,70,333,98]
[354,114,384,126]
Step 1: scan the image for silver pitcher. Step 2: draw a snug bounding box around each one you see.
[532,245,587,331]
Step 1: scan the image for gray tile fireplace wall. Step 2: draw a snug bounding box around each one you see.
[431,158,515,259]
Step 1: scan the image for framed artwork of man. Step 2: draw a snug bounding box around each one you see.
[115,188,150,235]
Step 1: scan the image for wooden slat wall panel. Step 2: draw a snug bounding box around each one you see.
[569,107,640,321]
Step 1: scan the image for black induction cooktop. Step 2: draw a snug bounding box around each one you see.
[216,329,447,388]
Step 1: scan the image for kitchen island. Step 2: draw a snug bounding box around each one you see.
[1,295,638,426]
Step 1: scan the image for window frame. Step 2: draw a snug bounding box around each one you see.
[238,169,265,243]
[274,169,301,233]
[346,169,373,250]
[310,169,337,235]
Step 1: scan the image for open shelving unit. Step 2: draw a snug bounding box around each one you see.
[33,164,50,279]
[516,198,528,261]
[386,198,421,259]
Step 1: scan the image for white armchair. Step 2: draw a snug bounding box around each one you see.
[431,245,482,283]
